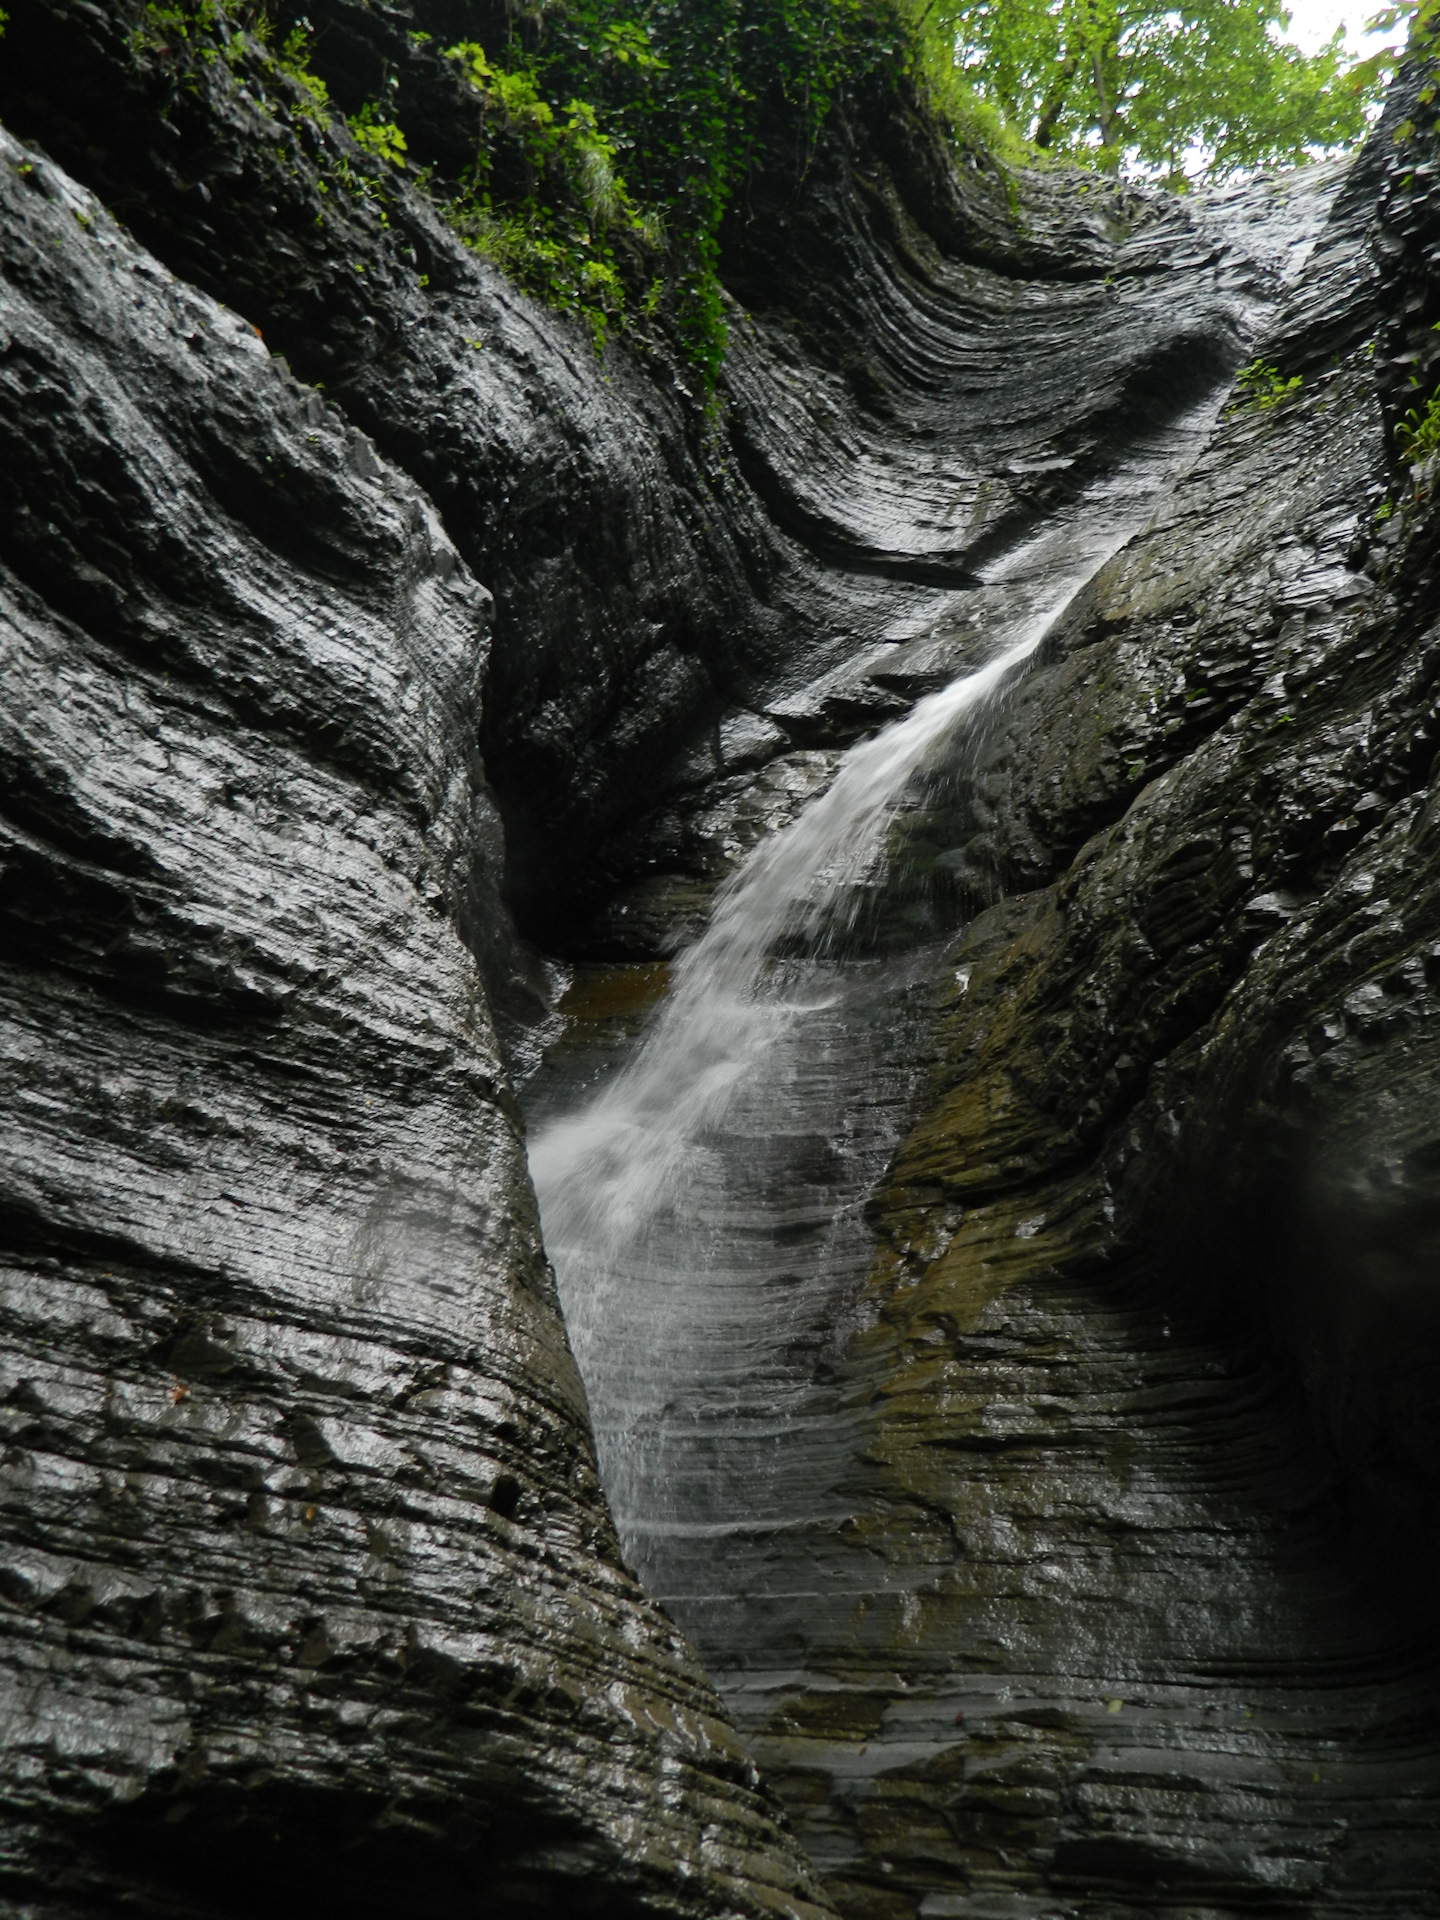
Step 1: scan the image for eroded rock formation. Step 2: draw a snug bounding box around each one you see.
[0,113,828,1920]
[702,76,1440,1920]
[3,1,1440,1915]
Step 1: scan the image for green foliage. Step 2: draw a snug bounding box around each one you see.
[1349,0,1440,102]
[1396,385,1440,462]
[438,38,657,351]
[424,0,911,384]
[597,18,668,67]
[127,0,922,384]
[126,0,1383,385]
[902,4,1033,166]
[276,20,329,110]
[131,0,232,58]
[348,100,409,169]
[132,1,316,91]
[1228,358,1303,412]
[447,197,630,349]
[918,0,1378,183]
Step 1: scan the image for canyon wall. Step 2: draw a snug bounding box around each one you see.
[0,114,836,1920]
[2,1,1439,1914]
[724,79,1440,1913]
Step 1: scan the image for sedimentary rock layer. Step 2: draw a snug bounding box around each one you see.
[0,129,831,1919]
[4,0,1440,1914]
[714,72,1440,1918]
[0,0,1316,943]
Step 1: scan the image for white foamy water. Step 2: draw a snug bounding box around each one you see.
[522,181,1368,1886]
[525,366,1287,1585]
[531,634,1031,1246]
[527,451,1194,1548]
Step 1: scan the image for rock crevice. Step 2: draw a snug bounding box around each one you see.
[3,3,1440,1915]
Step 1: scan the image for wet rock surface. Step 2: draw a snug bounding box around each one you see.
[0,126,831,1920]
[527,71,1440,1920]
[714,76,1440,1920]
[0,0,1323,948]
[4,0,1440,1914]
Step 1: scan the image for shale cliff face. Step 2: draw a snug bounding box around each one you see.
[716,75,1440,1920]
[0,118,830,1920]
[3,1,1440,1916]
[0,0,1313,948]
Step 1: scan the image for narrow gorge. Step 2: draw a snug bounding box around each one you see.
[3,4,1440,1916]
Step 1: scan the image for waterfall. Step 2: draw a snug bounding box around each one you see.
[531,635,1033,1267]
[528,397,1223,1619]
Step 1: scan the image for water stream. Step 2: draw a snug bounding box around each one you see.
[523,343,1440,1909]
[527,394,1223,1630]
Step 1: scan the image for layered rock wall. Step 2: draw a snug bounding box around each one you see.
[4,1,1440,1914]
[0,122,831,1920]
[728,66,1440,1915]
[0,0,1306,942]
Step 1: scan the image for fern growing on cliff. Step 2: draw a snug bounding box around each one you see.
[127,0,1388,383]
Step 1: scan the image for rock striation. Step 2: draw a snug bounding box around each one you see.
[689,68,1440,1920]
[0,120,831,1920]
[4,0,1440,1915]
[0,0,1325,947]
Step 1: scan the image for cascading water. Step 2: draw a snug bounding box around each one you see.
[527,396,1224,1646]
[521,184,1440,1914]
[530,630,1036,1575]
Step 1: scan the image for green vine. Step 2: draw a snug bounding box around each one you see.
[126,0,952,386]
[1227,358,1303,414]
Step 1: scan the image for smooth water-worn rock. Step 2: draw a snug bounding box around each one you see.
[528,72,1440,1920]
[6,1,1440,1914]
[0,127,833,1920]
[0,0,1330,947]
[781,94,1440,1908]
